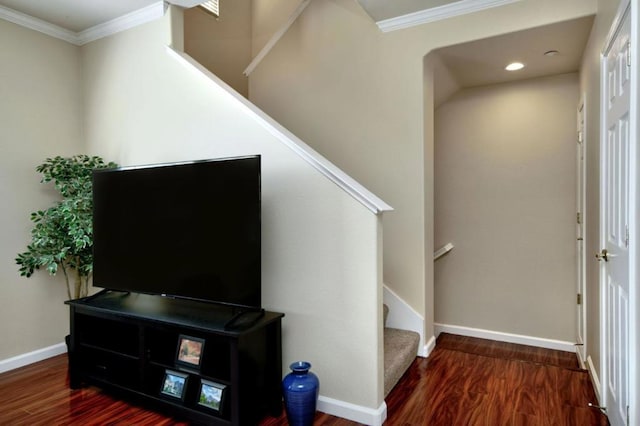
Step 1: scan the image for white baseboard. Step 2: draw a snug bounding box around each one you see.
[0,342,67,374]
[434,323,576,353]
[586,355,602,404]
[383,284,427,356]
[317,396,386,426]
[576,346,586,369]
[424,334,436,357]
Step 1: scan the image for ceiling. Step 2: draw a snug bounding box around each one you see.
[434,15,594,91]
[0,0,160,32]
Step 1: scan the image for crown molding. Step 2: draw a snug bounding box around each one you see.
[376,0,522,33]
[0,1,167,46]
[77,2,167,45]
[0,4,78,44]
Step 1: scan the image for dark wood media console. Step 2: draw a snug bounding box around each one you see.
[66,291,284,425]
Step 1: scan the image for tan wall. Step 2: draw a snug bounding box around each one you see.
[434,73,579,341]
[249,0,597,340]
[0,20,83,359]
[81,7,384,410]
[184,0,251,97]
[579,0,623,383]
[251,0,301,56]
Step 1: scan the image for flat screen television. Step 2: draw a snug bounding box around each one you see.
[92,155,261,310]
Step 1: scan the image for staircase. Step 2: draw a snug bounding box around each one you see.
[383,304,420,397]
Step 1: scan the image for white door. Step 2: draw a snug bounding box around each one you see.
[576,100,586,364]
[601,5,631,426]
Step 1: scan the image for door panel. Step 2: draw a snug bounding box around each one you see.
[602,7,631,426]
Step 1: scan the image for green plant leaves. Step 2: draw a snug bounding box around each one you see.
[16,155,118,299]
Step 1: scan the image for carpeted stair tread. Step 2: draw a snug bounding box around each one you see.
[384,327,420,397]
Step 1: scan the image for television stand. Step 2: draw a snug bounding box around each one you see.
[225,308,265,330]
[66,291,284,425]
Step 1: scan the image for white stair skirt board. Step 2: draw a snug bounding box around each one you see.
[0,342,67,374]
[586,355,602,404]
[383,284,433,357]
[317,396,387,426]
[434,323,576,353]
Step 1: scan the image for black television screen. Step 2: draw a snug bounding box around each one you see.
[92,156,261,309]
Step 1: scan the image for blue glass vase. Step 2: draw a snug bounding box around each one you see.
[282,361,319,426]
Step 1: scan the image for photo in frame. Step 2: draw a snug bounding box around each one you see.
[176,335,205,369]
[160,370,188,400]
[198,379,226,412]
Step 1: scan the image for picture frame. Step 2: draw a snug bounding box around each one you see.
[176,334,205,369]
[198,379,226,413]
[160,370,188,400]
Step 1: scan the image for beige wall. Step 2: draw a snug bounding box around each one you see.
[251,0,301,56]
[434,73,579,341]
[0,20,83,359]
[579,0,623,383]
[81,7,385,412]
[184,0,251,97]
[249,0,597,341]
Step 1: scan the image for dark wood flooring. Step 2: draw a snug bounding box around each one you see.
[0,333,608,425]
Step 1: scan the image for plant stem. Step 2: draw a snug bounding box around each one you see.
[60,263,71,300]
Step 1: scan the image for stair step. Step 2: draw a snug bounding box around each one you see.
[384,327,420,397]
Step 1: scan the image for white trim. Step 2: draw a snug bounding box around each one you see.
[166,47,393,215]
[576,96,588,364]
[587,355,603,405]
[77,2,167,45]
[0,342,66,374]
[424,335,436,357]
[434,323,577,353]
[317,396,386,426]
[0,4,78,44]
[243,0,311,76]
[376,0,522,33]
[0,1,166,46]
[383,284,426,356]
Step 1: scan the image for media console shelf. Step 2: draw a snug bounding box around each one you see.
[66,291,284,425]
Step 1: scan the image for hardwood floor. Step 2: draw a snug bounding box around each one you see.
[0,334,608,425]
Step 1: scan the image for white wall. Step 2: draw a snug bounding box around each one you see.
[434,73,579,342]
[0,20,83,361]
[80,6,385,416]
[248,0,597,343]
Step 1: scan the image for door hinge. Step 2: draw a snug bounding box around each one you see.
[626,225,629,248]
[627,405,629,425]
[627,41,631,67]
[577,293,582,305]
[577,212,582,224]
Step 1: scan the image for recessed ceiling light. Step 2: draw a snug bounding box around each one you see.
[505,62,525,71]
[544,50,559,57]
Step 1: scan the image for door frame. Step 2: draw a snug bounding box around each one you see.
[577,97,587,366]
[599,0,637,423]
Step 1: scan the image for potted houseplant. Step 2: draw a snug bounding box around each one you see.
[16,155,118,300]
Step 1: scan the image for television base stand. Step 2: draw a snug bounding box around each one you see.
[224,308,265,330]
[66,291,284,425]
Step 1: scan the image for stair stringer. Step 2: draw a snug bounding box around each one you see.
[383,284,435,357]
